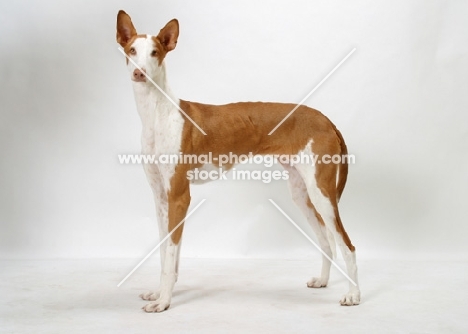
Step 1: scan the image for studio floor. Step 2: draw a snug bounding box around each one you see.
[1,258,467,333]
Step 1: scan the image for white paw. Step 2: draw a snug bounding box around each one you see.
[142,299,171,313]
[139,291,160,301]
[340,290,361,306]
[307,277,328,288]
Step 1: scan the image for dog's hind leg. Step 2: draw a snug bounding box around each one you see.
[282,163,333,288]
[295,158,360,306]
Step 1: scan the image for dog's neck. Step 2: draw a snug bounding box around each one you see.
[131,62,184,154]
[132,62,179,119]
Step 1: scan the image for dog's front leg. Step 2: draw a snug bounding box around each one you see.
[142,169,190,313]
[139,165,169,302]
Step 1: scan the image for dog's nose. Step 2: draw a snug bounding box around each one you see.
[133,68,146,82]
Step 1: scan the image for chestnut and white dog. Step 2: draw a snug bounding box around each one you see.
[116,10,360,312]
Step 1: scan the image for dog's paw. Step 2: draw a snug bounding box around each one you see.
[139,291,159,301]
[142,299,170,313]
[340,290,361,306]
[307,277,328,288]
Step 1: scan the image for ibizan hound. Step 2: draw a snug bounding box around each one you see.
[116,10,360,312]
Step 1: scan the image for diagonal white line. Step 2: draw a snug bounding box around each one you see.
[117,199,207,287]
[268,199,357,287]
[117,47,207,135]
[268,47,356,135]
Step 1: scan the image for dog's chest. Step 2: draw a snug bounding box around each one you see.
[133,85,182,152]
[140,100,185,190]
[140,102,184,154]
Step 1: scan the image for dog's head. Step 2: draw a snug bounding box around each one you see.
[116,10,179,83]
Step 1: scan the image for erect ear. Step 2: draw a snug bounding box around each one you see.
[157,19,179,52]
[116,10,137,47]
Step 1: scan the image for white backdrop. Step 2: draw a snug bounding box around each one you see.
[1,0,467,261]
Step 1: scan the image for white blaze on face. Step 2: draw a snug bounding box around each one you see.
[127,35,161,81]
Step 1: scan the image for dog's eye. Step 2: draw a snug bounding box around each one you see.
[129,47,136,55]
[151,50,158,57]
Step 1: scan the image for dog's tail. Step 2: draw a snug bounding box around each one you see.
[334,125,348,202]
[327,228,337,259]
[326,125,348,259]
